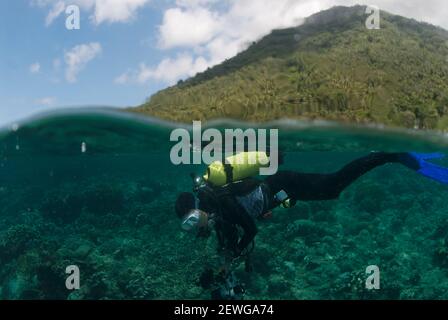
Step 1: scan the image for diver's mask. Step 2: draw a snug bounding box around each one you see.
[191,173,206,192]
[181,209,208,232]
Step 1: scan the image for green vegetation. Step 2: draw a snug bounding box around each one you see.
[133,5,448,130]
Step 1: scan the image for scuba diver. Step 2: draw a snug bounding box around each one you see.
[175,151,448,299]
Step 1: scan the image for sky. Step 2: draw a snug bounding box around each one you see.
[1,0,448,126]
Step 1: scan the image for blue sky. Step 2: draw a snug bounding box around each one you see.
[0,0,169,125]
[1,0,447,126]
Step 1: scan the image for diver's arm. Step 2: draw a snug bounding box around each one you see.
[234,210,257,255]
[220,196,257,256]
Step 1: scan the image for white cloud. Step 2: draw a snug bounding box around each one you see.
[29,62,41,74]
[126,0,328,84]
[35,97,56,106]
[140,54,208,84]
[175,0,218,8]
[116,54,208,85]
[32,0,149,26]
[93,0,149,24]
[45,0,66,26]
[158,6,221,49]
[64,42,102,83]
[157,0,328,57]
[114,72,131,84]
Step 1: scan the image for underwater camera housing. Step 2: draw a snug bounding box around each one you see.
[274,189,294,208]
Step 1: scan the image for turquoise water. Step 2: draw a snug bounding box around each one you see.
[1,108,448,299]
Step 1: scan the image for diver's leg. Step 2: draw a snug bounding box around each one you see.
[320,152,411,199]
[265,152,409,202]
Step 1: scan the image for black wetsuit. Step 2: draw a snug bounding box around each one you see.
[197,152,418,255]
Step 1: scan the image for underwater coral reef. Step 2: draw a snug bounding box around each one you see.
[2,150,448,300]
[1,112,448,300]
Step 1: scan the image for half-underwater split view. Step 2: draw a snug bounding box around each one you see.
[2,0,448,307]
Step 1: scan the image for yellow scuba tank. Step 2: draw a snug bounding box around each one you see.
[203,151,270,187]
